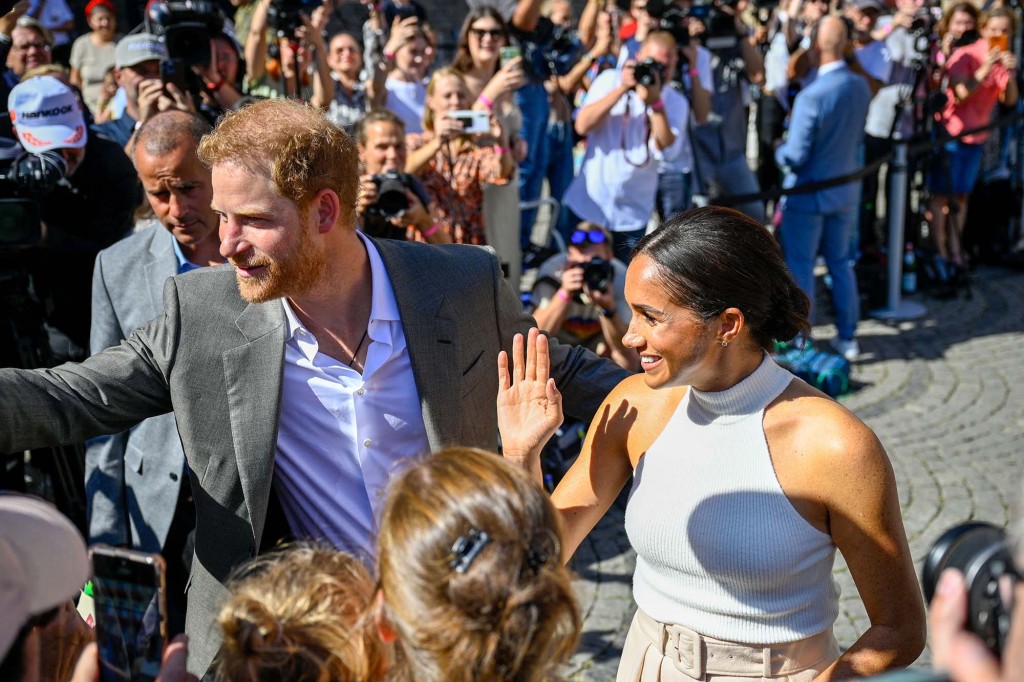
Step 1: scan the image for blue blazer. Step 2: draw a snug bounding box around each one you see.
[775,63,872,213]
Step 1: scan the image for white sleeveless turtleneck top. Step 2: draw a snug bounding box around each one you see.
[624,354,839,644]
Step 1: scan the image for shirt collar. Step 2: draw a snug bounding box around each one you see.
[170,233,203,275]
[282,233,401,345]
[817,60,847,77]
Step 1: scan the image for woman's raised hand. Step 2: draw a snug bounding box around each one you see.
[497,328,564,470]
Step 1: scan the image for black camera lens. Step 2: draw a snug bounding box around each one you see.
[634,58,664,87]
[371,171,410,219]
[922,521,1018,659]
[582,257,614,292]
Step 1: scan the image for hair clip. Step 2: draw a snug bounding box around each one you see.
[526,548,548,573]
[450,529,491,574]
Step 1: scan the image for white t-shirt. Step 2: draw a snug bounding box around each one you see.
[384,77,425,135]
[563,69,690,232]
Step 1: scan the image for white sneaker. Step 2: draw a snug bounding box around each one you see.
[830,337,860,362]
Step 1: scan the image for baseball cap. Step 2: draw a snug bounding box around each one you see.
[0,494,89,660]
[115,33,167,69]
[8,76,87,153]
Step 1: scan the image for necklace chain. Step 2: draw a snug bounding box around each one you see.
[347,327,369,368]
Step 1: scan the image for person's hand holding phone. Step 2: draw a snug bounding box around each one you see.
[436,113,464,140]
[383,15,419,61]
[71,636,199,682]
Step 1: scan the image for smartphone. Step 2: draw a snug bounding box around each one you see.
[989,34,1009,53]
[499,45,521,68]
[159,58,188,96]
[90,546,167,682]
[447,109,490,134]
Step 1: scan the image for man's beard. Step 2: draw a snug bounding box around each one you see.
[233,225,327,304]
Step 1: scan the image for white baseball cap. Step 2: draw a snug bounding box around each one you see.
[8,76,87,153]
[0,494,89,661]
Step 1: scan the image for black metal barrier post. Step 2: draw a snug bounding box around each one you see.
[870,142,928,321]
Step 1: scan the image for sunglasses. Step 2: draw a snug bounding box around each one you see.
[570,229,608,245]
[469,27,505,39]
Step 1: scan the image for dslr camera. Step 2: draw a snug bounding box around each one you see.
[633,58,666,87]
[923,521,1019,659]
[267,0,320,37]
[370,170,412,220]
[147,0,224,67]
[575,257,614,293]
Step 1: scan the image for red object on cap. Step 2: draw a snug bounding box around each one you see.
[84,0,114,18]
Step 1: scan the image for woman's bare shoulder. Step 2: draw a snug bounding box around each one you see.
[595,374,688,460]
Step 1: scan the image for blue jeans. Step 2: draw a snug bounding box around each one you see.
[656,171,692,222]
[545,118,577,244]
[516,82,551,247]
[781,207,860,341]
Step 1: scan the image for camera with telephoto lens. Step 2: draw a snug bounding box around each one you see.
[267,0,319,37]
[633,58,666,87]
[577,257,614,292]
[147,0,224,67]
[922,521,1019,659]
[370,170,412,220]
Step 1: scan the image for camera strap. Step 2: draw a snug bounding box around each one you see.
[621,92,652,168]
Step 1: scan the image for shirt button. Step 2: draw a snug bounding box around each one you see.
[376,489,384,499]
[363,439,372,447]
[356,388,365,396]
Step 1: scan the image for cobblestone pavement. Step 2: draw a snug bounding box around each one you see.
[564,265,1024,681]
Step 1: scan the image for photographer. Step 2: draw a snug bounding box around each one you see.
[405,67,513,245]
[92,33,192,149]
[244,0,333,107]
[9,76,139,360]
[355,109,450,244]
[531,221,637,372]
[563,30,691,262]
[688,0,767,223]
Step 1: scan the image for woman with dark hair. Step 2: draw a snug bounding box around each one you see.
[452,6,527,284]
[498,207,926,681]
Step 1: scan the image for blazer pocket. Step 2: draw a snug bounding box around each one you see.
[125,442,145,475]
[460,350,486,396]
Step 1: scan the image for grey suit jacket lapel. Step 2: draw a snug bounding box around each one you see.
[223,300,286,546]
[145,231,179,320]
[371,238,460,451]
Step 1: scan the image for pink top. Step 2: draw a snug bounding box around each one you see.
[941,39,1012,144]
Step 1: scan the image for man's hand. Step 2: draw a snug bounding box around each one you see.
[620,60,638,91]
[559,264,585,297]
[929,568,1024,682]
[587,281,616,314]
[0,0,30,37]
[635,67,663,105]
[356,174,377,216]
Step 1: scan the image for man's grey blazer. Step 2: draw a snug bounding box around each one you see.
[0,237,628,676]
[86,226,185,553]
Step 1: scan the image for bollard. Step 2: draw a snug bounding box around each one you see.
[870,142,927,321]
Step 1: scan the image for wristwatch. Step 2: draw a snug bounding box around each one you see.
[599,307,615,318]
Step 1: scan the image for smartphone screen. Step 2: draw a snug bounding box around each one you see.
[90,548,166,682]
[159,59,188,96]
[499,45,521,68]
[989,34,1009,52]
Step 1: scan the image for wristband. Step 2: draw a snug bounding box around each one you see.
[422,223,441,238]
[477,94,494,110]
[556,289,572,302]
[688,67,699,78]
[494,145,511,155]
[650,99,665,111]
[383,50,396,62]
[206,77,226,92]
[599,307,615,318]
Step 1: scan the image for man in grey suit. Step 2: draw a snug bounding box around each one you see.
[86,110,221,636]
[0,99,630,675]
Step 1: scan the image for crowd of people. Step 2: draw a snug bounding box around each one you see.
[0,0,1021,679]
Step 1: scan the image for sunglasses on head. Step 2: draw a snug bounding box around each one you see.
[570,229,608,245]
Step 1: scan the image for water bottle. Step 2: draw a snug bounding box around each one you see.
[902,243,917,294]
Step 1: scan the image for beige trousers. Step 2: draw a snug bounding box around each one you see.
[616,610,841,682]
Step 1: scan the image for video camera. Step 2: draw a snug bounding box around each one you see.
[923,521,1019,659]
[647,0,749,52]
[0,140,66,251]
[370,170,413,220]
[147,0,223,67]
[267,0,319,38]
